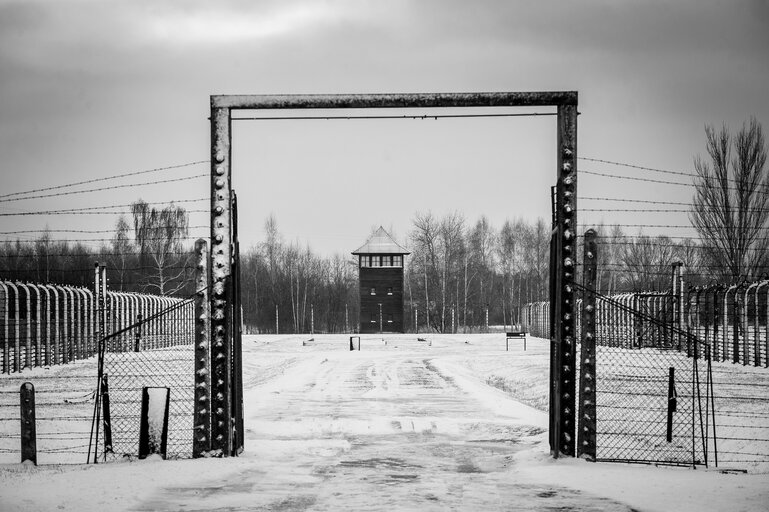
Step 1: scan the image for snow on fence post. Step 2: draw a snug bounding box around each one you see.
[20,382,36,465]
[138,386,170,459]
[577,229,597,461]
[193,238,211,458]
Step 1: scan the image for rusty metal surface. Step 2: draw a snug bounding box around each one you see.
[193,238,211,458]
[209,106,232,456]
[578,229,597,461]
[554,103,578,457]
[212,91,577,110]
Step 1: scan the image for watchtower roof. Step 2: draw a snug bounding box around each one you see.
[352,226,410,255]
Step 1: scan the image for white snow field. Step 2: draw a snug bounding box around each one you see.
[1,333,768,511]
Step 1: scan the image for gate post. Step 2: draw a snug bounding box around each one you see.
[578,229,597,460]
[210,104,233,456]
[550,102,578,457]
[194,240,212,458]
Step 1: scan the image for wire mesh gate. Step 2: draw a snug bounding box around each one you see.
[94,293,195,461]
[576,230,710,466]
[587,290,707,465]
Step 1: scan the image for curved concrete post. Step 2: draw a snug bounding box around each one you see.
[29,284,42,366]
[764,288,769,368]
[754,281,768,367]
[69,287,79,360]
[162,296,172,347]
[127,293,138,353]
[0,282,9,373]
[39,284,51,366]
[75,288,87,359]
[140,294,149,350]
[724,284,737,362]
[744,282,759,365]
[54,285,69,363]
[82,288,93,357]
[111,292,123,352]
[16,283,32,369]
[46,285,60,365]
[6,282,20,371]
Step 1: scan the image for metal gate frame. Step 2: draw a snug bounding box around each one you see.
[205,92,578,457]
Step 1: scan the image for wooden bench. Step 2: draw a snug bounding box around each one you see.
[506,331,527,351]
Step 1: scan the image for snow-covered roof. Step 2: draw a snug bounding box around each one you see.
[352,226,410,255]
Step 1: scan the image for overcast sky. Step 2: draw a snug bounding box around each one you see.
[1,0,767,256]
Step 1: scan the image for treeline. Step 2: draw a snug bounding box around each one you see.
[0,200,196,296]
[0,207,746,334]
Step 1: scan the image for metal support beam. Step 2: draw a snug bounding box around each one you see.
[193,239,211,457]
[210,105,233,456]
[554,103,578,457]
[578,229,597,460]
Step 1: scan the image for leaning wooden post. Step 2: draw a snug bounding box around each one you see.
[193,238,211,458]
[20,382,36,465]
[577,229,597,461]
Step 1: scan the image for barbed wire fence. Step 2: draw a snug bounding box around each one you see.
[0,160,208,463]
[523,156,769,472]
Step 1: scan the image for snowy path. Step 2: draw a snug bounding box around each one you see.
[135,338,635,511]
[2,334,768,511]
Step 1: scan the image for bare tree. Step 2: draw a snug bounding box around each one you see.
[438,212,464,332]
[690,117,769,281]
[620,235,676,291]
[109,216,134,291]
[411,211,440,330]
[131,200,190,295]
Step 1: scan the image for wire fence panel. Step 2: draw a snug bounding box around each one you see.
[526,278,769,471]
[0,368,98,465]
[98,298,195,461]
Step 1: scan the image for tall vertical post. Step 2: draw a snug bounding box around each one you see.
[193,239,211,458]
[311,304,314,335]
[552,102,577,457]
[577,229,597,460]
[275,304,279,334]
[345,303,349,333]
[99,265,107,346]
[231,192,244,455]
[93,264,101,352]
[210,104,233,456]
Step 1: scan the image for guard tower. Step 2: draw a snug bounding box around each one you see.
[352,227,410,333]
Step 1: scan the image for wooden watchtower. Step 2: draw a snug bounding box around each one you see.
[352,227,410,333]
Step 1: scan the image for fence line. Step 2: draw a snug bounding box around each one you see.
[522,279,769,368]
[0,279,194,374]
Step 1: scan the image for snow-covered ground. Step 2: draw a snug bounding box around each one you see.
[1,333,768,511]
